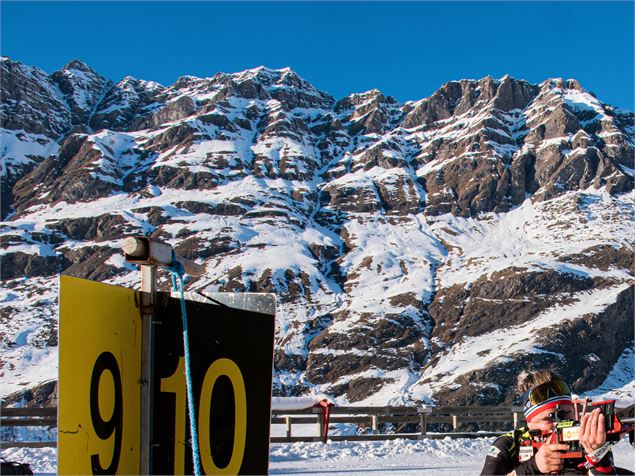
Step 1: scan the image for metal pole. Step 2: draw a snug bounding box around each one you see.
[123,236,204,474]
[139,265,156,475]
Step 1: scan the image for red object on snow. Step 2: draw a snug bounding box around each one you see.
[315,399,335,443]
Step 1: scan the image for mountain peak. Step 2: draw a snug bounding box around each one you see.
[61,59,100,76]
[228,65,333,105]
[231,65,300,84]
[120,75,164,89]
[353,88,383,98]
[541,77,585,91]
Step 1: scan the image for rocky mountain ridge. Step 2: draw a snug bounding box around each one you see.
[1,57,633,406]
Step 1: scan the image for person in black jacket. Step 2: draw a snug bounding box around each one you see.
[480,370,618,475]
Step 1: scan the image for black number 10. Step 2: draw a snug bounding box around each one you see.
[90,351,123,475]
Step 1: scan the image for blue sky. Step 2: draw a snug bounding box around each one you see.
[2,1,634,110]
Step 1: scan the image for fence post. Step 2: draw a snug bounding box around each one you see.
[511,407,524,429]
[418,406,430,436]
[452,414,459,431]
[317,412,324,441]
[286,416,292,438]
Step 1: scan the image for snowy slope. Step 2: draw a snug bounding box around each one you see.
[1,59,633,408]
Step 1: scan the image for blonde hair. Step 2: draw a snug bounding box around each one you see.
[517,370,564,394]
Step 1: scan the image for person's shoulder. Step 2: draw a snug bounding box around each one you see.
[493,427,530,443]
[488,432,515,456]
[481,428,534,475]
[491,432,514,444]
[489,427,533,455]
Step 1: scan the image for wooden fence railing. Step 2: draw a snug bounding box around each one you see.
[0,407,57,448]
[270,405,526,442]
[2,404,522,447]
[4,405,631,446]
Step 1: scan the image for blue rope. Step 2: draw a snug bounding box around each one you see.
[168,255,201,476]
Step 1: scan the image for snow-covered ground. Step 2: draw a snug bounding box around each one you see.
[2,437,634,475]
[1,362,633,474]
[269,438,635,475]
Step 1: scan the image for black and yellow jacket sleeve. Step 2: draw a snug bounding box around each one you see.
[480,430,541,475]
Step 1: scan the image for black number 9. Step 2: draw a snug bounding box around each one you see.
[90,351,123,475]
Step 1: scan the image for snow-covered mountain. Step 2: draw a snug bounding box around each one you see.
[1,57,633,407]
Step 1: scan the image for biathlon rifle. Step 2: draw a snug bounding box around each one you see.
[524,399,635,460]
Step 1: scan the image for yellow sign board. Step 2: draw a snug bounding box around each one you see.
[58,275,142,475]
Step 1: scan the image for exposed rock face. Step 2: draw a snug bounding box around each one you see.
[0,252,66,280]
[429,269,598,344]
[1,58,71,138]
[558,245,633,272]
[537,285,634,392]
[50,60,113,130]
[430,284,634,407]
[2,380,57,407]
[1,58,633,406]
[132,95,197,131]
[1,59,67,218]
[91,76,165,131]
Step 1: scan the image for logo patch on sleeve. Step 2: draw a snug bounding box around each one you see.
[519,446,534,462]
[487,446,502,458]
